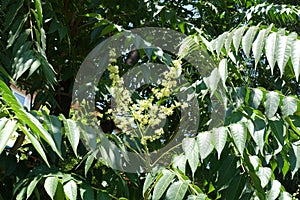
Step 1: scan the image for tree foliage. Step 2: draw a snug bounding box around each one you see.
[1,0,300,200]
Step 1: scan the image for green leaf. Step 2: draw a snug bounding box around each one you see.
[182,138,199,175]
[187,194,207,200]
[291,40,300,81]
[62,118,80,157]
[7,14,28,48]
[230,123,247,155]
[276,32,296,76]
[0,80,61,157]
[281,96,297,116]
[264,91,280,118]
[242,26,258,58]
[197,131,214,161]
[85,152,95,177]
[269,119,285,146]
[27,176,42,199]
[265,32,277,74]
[224,31,234,53]
[143,169,159,196]
[203,67,220,95]
[173,154,187,173]
[249,88,263,109]
[3,0,24,30]
[27,59,41,78]
[96,190,110,200]
[278,192,292,200]
[165,180,190,200]
[256,167,271,188]
[42,113,62,151]
[44,176,59,200]
[0,118,17,154]
[218,59,227,88]
[80,183,94,200]
[252,27,270,68]
[252,119,266,154]
[152,169,175,200]
[54,181,64,200]
[214,32,228,56]
[266,180,281,200]
[19,126,50,166]
[63,180,77,200]
[212,127,227,159]
[34,0,43,29]
[232,26,247,54]
[290,141,300,177]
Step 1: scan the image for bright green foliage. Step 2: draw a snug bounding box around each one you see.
[1,0,300,200]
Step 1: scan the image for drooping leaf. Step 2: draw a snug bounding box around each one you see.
[19,126,50,166]
[44,176,58,200]
[63,180,77,200]
[96,190,110,200]
[290,141,300,177]
[224,31,235,53]
[182,138,199,175]
[276,32,296,76]
[256,167,271,188]
[252,27,270,68]
[291,40,300,81]
[264,91,280,118]
[212,127,227,159]
[214,32,228,56]
[80,183,94,200]
[26,176,42,199]
[143,169,159,197]
[269,119,285,146]
[242,26,258,58]
[165,180,190,200]
[42,111,62,148]
[218,59,227,88]
[232,26,247,54]
[85,152,95,177]
[249,88,263,109]
[230,123,247,155]
[173,154,187,173]
[187,194,207,200]
[152,169,175,200]
[281,96,297,116]
[265,32,277,74]
[197,131,214,161]
[279,192,293,200]
[266,180,281,200]
[62,118,80,157]
[0,118,17,154]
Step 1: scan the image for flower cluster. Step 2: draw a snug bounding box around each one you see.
[106,58,185,146]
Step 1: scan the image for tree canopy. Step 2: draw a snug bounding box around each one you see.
[1,0,300,199]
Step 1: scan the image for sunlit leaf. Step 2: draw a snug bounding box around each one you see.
[63,180,77,200]
[230,123,247,155]
[0,119,16,154]
[212,127,227,159]
[182,138,199,175]
[165,180,190,200]
[152,169,175,200]
[281,96,297,116]
[197,131,214,161]
[44,176,58,200]
[242,26,258,58]
[256,167,271,188]
[62,118,80,157]
[265,32,277,74]
[264,91,280,118]
[266,180,281,200]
